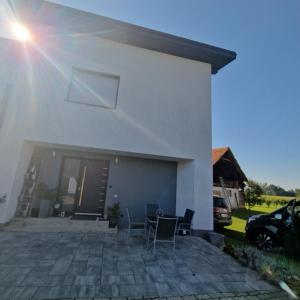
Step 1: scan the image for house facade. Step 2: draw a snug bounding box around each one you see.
[0,0,236,230]
[212,147,247,209]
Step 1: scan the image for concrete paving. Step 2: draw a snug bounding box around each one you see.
[0,230,278,299]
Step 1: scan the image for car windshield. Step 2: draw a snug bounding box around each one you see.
[213,197,228,208]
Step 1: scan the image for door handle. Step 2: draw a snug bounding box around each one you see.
[78,166,87,206]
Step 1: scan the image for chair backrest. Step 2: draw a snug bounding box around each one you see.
[183,209,195,224]
[155,217,178,241]
[146,203,159,217]
[126,207,131,224]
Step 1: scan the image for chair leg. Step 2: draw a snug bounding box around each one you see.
[147,227,151,248]
[144,223,147,239]
[127,226,131,240]
[153,240,156,255]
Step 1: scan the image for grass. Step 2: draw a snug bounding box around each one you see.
[217,204,300,295]
[261,195,295,202]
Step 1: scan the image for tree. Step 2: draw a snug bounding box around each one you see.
[263,183,296,197]
[244,180,263,209]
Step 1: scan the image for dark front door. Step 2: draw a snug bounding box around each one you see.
[75,159,109,216]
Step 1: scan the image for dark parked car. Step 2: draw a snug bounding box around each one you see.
[213,196,232,227]
[245,200,300,250]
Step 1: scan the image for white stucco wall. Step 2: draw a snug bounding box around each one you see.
[0,32,212,229]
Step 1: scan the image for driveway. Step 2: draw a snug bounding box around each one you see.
[0,231,283,299]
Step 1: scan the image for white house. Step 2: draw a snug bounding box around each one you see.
[0,0,236,231]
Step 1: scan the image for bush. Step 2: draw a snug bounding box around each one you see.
[244,180,263,209]
[274,199,280,207]
[224,244,300,294]
[283,225,300,259]
[256,198,263,206]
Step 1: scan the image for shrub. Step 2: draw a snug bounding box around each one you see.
[244,180,263,209]
[274,199,280,207]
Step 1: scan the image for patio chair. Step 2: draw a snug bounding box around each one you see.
[145,203,162,235]
[147,216,178,253]
[176,208,194,236]
[126,207,145,239]
[145,203,160,218]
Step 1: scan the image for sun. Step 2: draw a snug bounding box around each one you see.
[11,23,31,42]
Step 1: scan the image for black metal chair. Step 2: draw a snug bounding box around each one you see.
[126,207,145,239]
[145,203,160,218]
[176,209,195,235]
[145,203,160,232]
[147,216,178,253]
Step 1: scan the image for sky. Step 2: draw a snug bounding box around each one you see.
[1,0,300,189]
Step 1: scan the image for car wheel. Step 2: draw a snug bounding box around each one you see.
[255,230,274,250]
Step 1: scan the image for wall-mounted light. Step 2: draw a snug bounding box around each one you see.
[115,157,119,164]
[52,150,56,158]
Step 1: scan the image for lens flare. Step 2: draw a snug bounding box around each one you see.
[11,23,31,42]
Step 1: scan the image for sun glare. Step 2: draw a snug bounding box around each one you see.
[11,23,31,42]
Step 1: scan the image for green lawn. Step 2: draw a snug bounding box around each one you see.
[261,195,295,202]
[217,205,300,295]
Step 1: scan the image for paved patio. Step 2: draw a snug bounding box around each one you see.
[0,230,280,300]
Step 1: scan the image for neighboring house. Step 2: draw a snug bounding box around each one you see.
[0,0,236,231]
[212,147,247,209]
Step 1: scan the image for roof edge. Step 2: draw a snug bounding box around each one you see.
[26,0,236,73]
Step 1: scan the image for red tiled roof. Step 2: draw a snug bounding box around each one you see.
[212,147,229,165]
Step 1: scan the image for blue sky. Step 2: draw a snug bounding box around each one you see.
[3,0,300,189]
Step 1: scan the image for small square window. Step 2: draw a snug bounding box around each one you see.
[67,68,119,109]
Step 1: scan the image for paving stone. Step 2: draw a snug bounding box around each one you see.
[33,286,77,299]
[0,231,278,300]
[87,257,102,266]
[195,295,210,299]
[0,286,37,300]
[182,295,197,300]
[134,273,154,284]
[75,275,100,285]
[77,285,96,298]
[67,262,87,275]
[155,282,181,297]
[181,274,200,284]
[101,274,121,284]
[19,275,63,287]
[95,284,120,297]
[0,266,32,276]
[167,296,183,300]
[120,274,135,284]
[120,284,158,297]
[50,259,72,275]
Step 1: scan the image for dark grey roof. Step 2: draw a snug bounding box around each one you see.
[10,0,236,74]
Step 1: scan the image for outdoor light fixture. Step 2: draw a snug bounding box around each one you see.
[11,23,31,42]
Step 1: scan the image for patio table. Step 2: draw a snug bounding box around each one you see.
[147,214,178,226]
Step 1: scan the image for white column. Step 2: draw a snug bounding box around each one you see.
[176,158,213,231]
